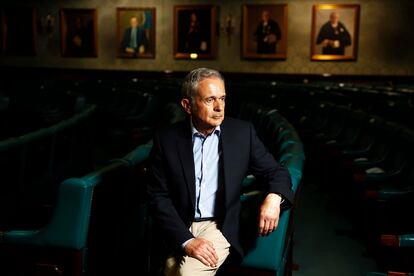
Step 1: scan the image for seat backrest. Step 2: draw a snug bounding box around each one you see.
[2,176,95,250]
[122,143,153,167]
[41,177,95,249]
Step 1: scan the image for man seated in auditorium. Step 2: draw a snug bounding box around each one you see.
[149,67,293,275]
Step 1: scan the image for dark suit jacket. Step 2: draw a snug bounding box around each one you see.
[255,19,281,54]
[121,27,148,51]
[316,21,351,55]
[148,117,294,257]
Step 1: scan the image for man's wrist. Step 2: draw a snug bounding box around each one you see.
[182,238,195,250]
[268,192,285,204]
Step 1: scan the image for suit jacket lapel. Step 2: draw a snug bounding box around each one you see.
[177,120,196,207]
[220,118,235,210]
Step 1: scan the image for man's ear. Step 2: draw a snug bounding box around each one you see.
[181,98,192,115]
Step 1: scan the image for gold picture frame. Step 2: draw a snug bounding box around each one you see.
[116,7,156,59]
[242,4,288,60]
[173,5,217,59]
[60,8,98,57]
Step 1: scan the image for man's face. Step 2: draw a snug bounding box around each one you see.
[130,17,138,28]
[330,12,339,24]
[185,77,226,130]
[262,11,270,22]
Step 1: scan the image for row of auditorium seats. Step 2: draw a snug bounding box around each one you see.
[2,77,410,158]
[54,79,181,161]
[285,100,414,275]
[0,81,87,139]
[0,101,304,276]
[225,80,413,131]
[307,82,413,129]
[0,78,177,148]
[0,104,97,231]
[3,77,411,139]
[90,85,159,159]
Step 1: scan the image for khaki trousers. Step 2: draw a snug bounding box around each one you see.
[164,220,230,276]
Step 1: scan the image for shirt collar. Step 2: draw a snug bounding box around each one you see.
[190,119,221,139]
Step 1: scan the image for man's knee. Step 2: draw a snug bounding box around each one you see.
[177,257,215,276]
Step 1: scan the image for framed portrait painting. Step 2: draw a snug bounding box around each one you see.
[116,7,156,58]
[1,7,37,56]
[242,4,288,60]
[173,5,217,59]
[60,8,98,57]
[311,4,360,61]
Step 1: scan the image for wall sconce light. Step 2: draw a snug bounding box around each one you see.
[38,13,55,37]
[222,13,234,46]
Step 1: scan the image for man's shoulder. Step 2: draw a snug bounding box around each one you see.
[338,22,348,29]
[155,118,189,137]
[222,117,252,131]
[321,21,332,28]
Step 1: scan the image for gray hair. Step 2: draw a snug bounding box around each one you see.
[181,68,224,100]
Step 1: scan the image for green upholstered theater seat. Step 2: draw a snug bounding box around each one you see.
[364,157,414,202]
[0,158,128,275]
[276,142,305,162]
[352,131,409,185]
[122,142,153,166]
[237,174,301,275]
[237,153,303,274]
[0,176,98,275]
[240,208,292,274]
[1,177,96,250]
[233,106,304,275]
[280,154,305,193]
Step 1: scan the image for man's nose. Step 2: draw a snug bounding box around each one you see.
[213,100,224,111]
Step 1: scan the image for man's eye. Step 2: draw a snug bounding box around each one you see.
[206,98,214,103]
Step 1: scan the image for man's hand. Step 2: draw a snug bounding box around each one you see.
[125,47,135,54]
[322,39,334,47]
[184,238,218,267]
[258,193,282,236]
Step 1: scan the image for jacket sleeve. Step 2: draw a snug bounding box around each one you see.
[316,24,328,45]
[247,123,294,208]
[148,130,194,250]
[339,23,352,47]
[121,29,130,50]
[271,20,282,40]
